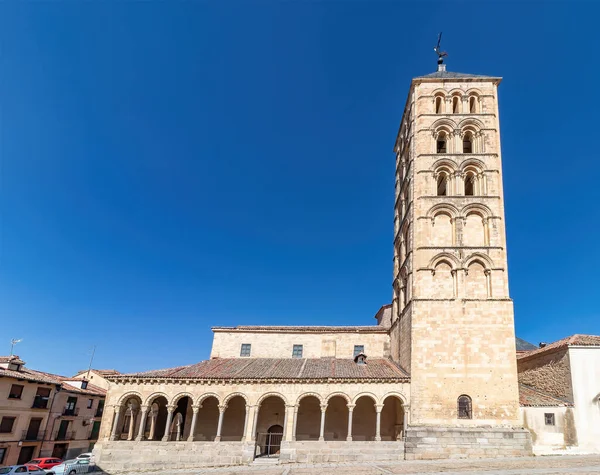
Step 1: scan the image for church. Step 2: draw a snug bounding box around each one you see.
[92,61,600,470]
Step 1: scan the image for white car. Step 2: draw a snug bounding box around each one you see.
[48,460,90,475]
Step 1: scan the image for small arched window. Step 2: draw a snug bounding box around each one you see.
[452,96,460,114]
[465,174,475,196]
[435,96,443,114]
[457,395,472,419]
[463,133,473,154]
[437,133,447,154]
[469,96,477,113]
[437,174,448,196]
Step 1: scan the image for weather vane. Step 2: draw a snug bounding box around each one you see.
[434,32,448,65]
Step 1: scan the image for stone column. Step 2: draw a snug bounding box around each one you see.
[241,405,250,442]
[135,406,148,441]
[375,404,384,442]
[127,407,137,441]
[283,405,295,441]
[291,405,299,441]
[346,404,355,441]
[403,405,410,439]
[214,404,226,442]
[110,405,123,441]
[319,404,327,442]
[243,405,258,442]
[188,405,200,442]
[148,411,157,441]
[162,405,176,442]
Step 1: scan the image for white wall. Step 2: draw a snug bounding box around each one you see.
[520,406,569,451]
[568,347,600,451]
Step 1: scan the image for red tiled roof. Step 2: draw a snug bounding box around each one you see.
[113,358,409,382]
[0,366,62,385]
[212,326,388,333]
[0,355,25,364]
[519,384,573,407]
[517,334,600,361]
[60,380,107,396]
[74,369,120,377]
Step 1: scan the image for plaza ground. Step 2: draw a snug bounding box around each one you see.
[105,454,600,475]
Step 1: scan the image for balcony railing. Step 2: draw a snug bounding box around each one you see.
[54,431,75,441]
[21,430,45,441]
[62,407,79,416]
[31,396,50,409]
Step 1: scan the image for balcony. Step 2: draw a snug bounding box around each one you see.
[31,396,49,409]
[21,430,45,441]
[62,407,79,416]
[54,431,75,441]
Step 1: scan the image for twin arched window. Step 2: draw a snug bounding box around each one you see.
[457,395,472,419]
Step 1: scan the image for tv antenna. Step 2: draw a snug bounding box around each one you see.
[9,339,22,357]
[86,345,96,379]
[434,32,448,65]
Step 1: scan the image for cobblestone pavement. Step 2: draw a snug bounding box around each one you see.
[109,454,600,475]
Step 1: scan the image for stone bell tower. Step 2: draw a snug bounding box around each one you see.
[390,58,532,458]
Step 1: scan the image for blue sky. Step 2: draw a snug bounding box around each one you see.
[1,2,598,375]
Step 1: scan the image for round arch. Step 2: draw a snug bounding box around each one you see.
[352,392,378,405]
[431,158,458,172]
[117,391,143,407]
[256,392,288,407]
[427,203,459,220]
[295,392,324,406]
[325,392,351,405]
[144,392,170,407]
[461,203,492,219]
[222,392,250,407]
[428,252,461,270]
[430,117,457,131]
[195,392,221,407]
[170,392,195,406]
[457,117,485,131]
[464,253,494,270]
[380,391,408,405]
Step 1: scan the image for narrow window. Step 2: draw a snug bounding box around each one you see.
[437,133,447,153]
[8,384,24,399]
[457,395,472,419]
[64,396,77,415]
[88,399,94,409]
[470,96,477,113]
[452,96,460,114]
[0,416,16,433]
[544,413,555,426]
[465,174,475,196]
[292,344,303,358]
[240,343,251,357]
[0,447,6,464]
[435,96,442,114]
[463,134,473,153]
[437,174,448,196]
[353,345,365,358]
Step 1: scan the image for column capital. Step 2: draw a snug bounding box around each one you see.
[375,404,384,413]
[166,405,177,413]
[320,404,328,412]
[140,405,149,412]
[113,405,122,414]
[285,404,297,410]
[191,405,201,414]
[346,404,356,410]
[218,404,228,413]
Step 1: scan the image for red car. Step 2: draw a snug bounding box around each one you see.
[26,459,63,470]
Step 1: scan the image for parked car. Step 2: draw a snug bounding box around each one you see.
[26,460,62,471]
[48,460,90,475]
[0,465,51,475]
[73,455,92,464]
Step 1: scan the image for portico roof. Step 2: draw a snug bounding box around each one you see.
[111,357,410,383]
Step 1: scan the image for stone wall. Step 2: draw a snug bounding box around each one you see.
[210,329,390,359]
[404,426,532,460]
[280,440,405,463]
[94,441,248,471]
[517,349,574,402]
